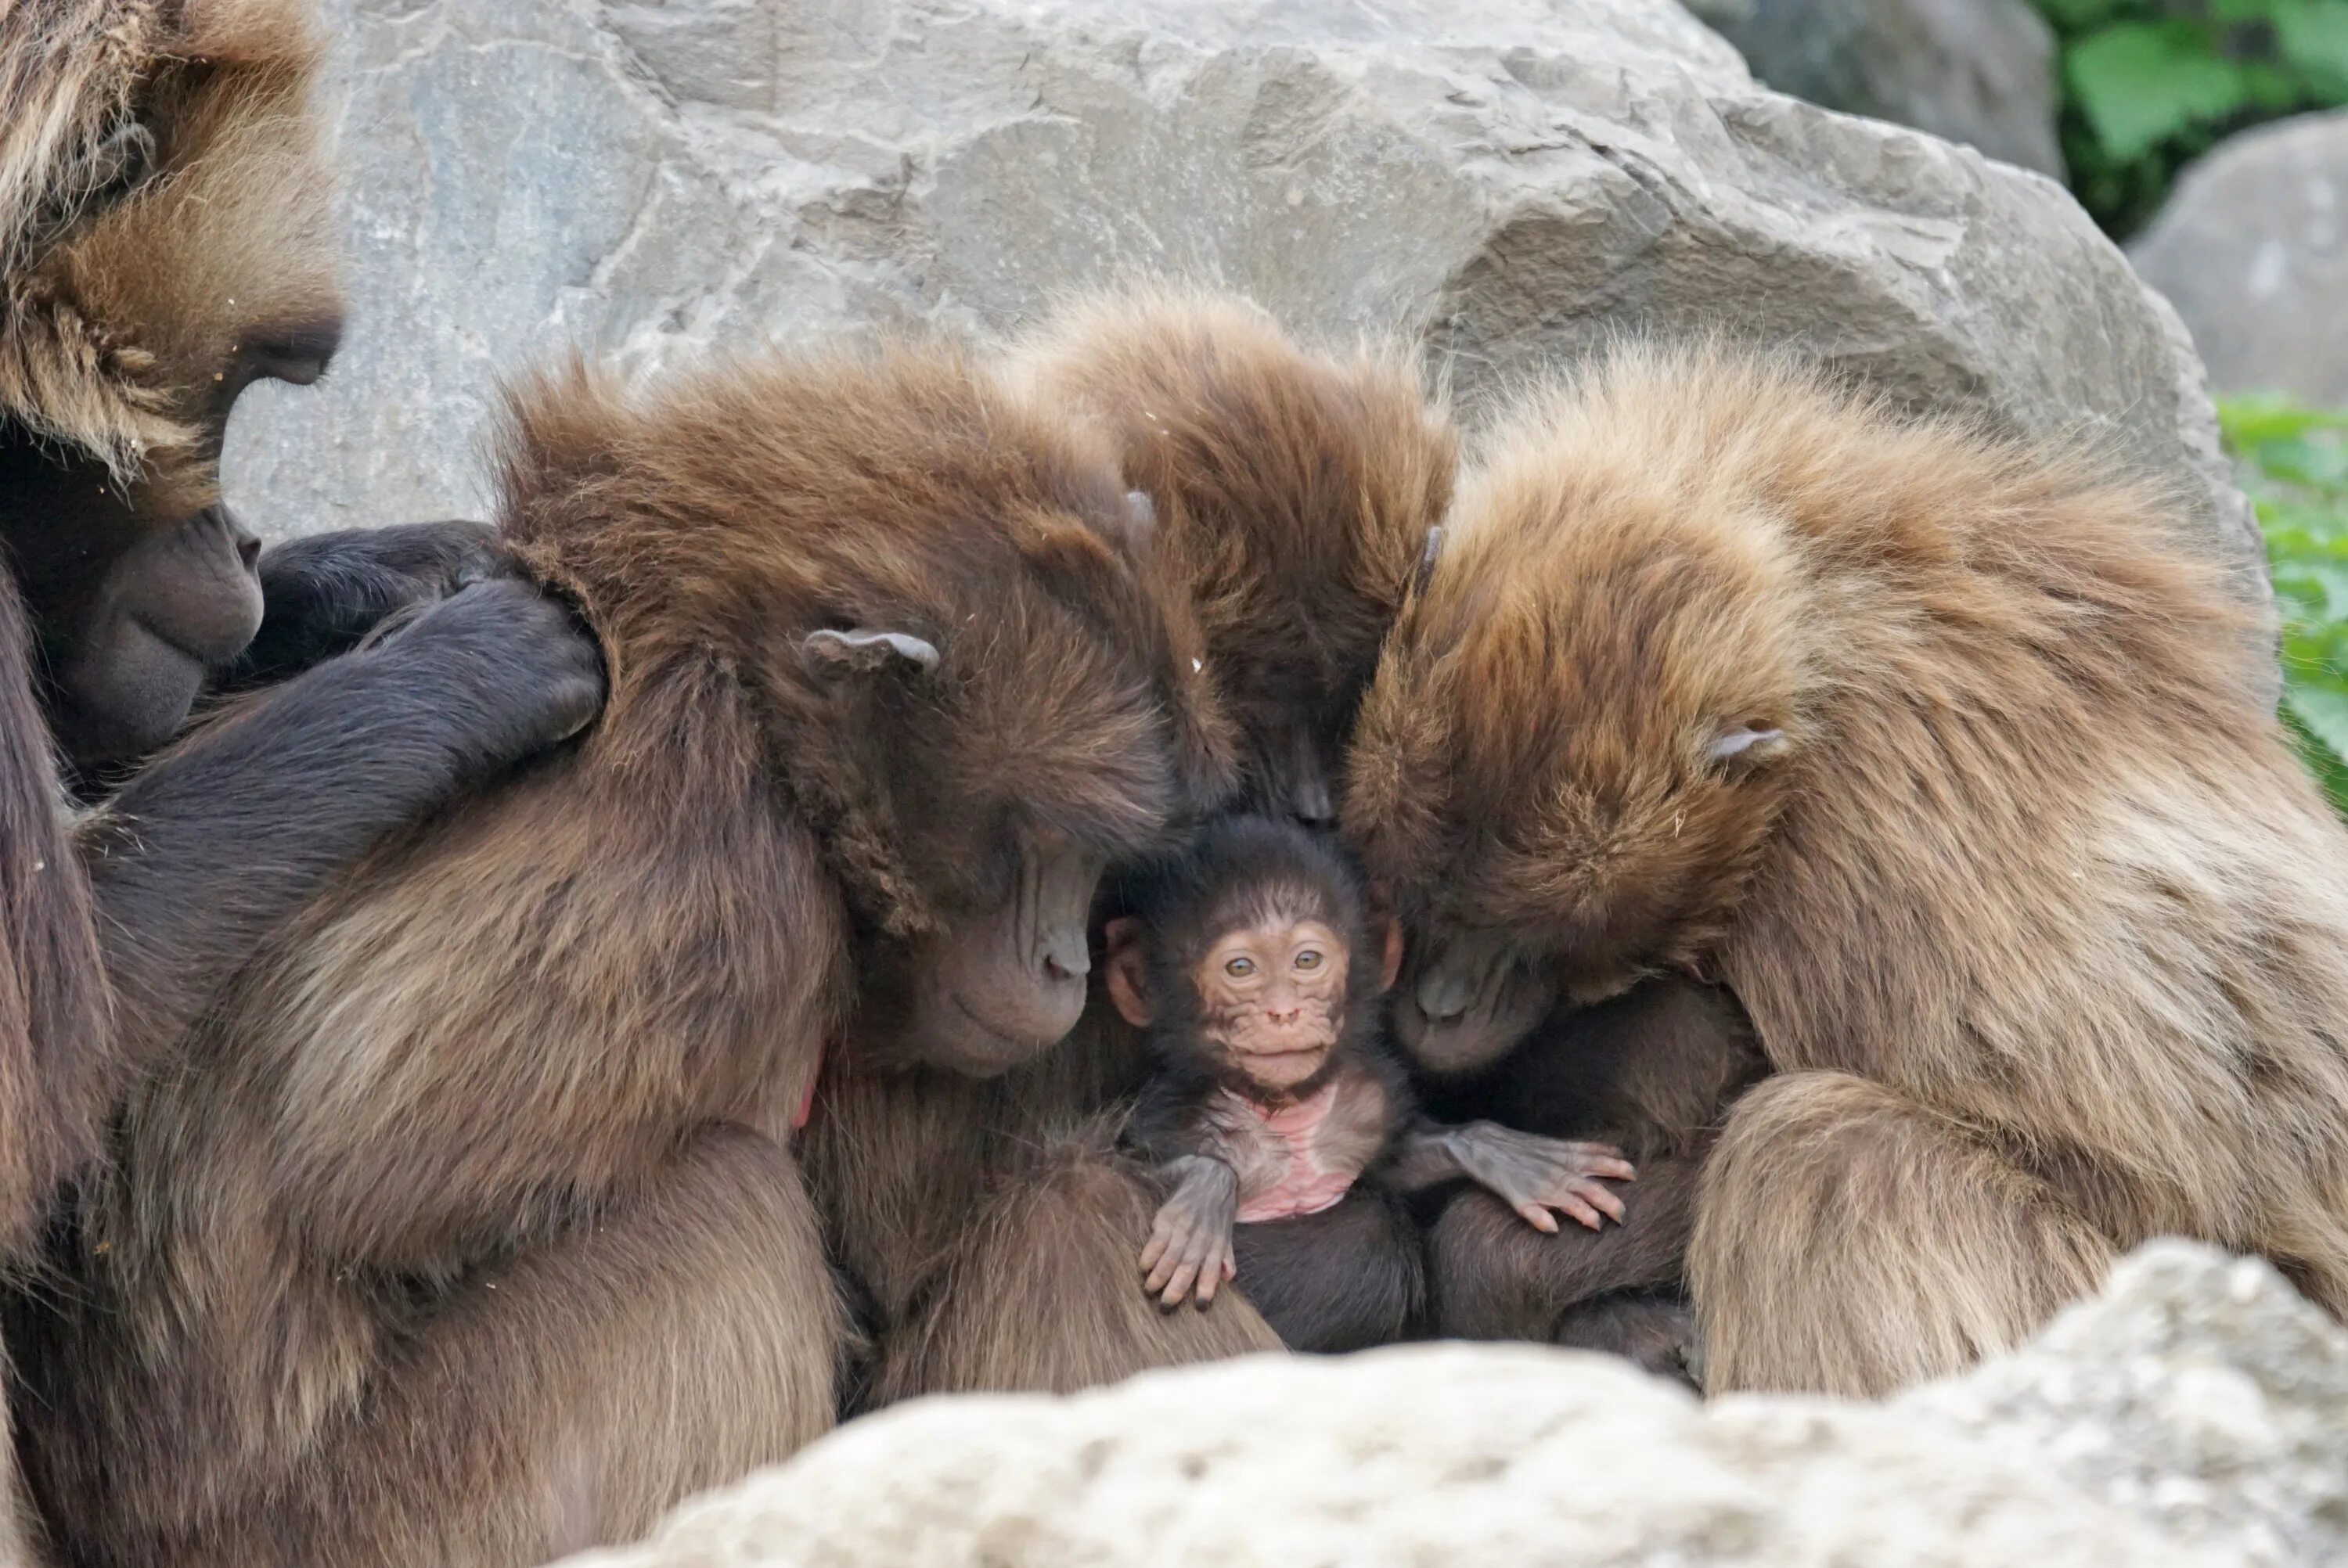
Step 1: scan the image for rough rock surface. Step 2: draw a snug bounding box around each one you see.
[225,0,2267,651]
[559,1243,2346,1568]
[2132,110,2348,405]
[1716,0,2065,178]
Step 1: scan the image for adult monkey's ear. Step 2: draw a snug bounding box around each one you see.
[800,628,940,679]
[1103,915,1153,1027]
[1366,880,1406,994]
[1412,526,1446,597]
[1703,722,1789,768]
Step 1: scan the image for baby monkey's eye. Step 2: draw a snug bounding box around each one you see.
[1226,956,1255,978]
[1295,949,1323,970]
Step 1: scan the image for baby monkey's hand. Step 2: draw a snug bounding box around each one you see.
[1403,1120,1635,1233]
[1140,1155,1240,1307]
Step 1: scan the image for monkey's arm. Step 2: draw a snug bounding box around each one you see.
[1140,1153,1240,1308]
[1392,1120,1635,1233]
[218,520,507,690]
[80,577,603,1097]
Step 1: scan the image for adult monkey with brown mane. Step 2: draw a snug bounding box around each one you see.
[0,0,603,1124]
[0,7,601,1557]
[1347,339,2348,1398]
[812,290,1463,1402]
[16,340,1233,1568]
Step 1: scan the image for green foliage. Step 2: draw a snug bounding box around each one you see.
[2032,0,2348,236]
[2219,394,2348,811]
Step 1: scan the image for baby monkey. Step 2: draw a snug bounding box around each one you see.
[1109,815,1634,1351]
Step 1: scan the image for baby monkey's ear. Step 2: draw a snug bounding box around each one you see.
[1104,915,1154,1027]
[1366,881,1405,994]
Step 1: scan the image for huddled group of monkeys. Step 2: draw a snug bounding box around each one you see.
[7,3,2348,1566]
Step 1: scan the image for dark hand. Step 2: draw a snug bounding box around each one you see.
[1450,1122,1634,1233]
[1140,1157,1239,1307]
[232,521,508,686]
[371,578,604,767]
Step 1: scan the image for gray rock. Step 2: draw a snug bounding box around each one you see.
[1909,1245,2348,1567]
[556,1242,2343,1568]
[1716,0,2065,178]
[223,0,2270,676]
[2132,110,2348,405]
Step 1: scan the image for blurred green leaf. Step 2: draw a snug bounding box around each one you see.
[2067,22,2249,160]
[2274,0,2348,95]
[2222,392,2348,815]
[2033,0,2344,236]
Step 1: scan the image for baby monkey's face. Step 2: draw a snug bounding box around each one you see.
[1196,916,1349,1091]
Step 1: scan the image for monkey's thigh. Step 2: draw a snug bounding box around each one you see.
[188,1125,844,1568]
[876,1115,1285,1402]
[1232,1185,1426,1353]
[1690,1070,2116,1400]
[1428,1152,1700,1357]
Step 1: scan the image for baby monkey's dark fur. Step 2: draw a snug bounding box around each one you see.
[1121,817,1633,1353]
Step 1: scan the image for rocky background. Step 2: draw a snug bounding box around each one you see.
[2132,110,2348,408]
[225,0,2267,628]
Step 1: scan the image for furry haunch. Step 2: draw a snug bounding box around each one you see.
[1348,340,2348,1397]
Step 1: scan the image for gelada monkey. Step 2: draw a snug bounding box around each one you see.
[1108,815,1633,1351]
[1348,338,2348,1397]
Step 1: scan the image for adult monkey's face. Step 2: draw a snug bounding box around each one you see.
[1388,922,1557,1077]
[890,829,1104,1076]
[0,0,343,765]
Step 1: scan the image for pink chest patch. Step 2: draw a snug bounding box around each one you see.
[1230,1081,1359,1223]
[790,1041,824,1131]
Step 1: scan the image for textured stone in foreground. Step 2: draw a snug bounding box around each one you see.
[2132,110,2348,405]
[560,1243,2348,1568]
[227,0,2265,666]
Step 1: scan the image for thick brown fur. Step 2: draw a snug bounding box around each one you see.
[2,0,336,503]
[0,0,334,1225]
[18,344,1225,1568]
[1347,340,2348,1398]
[1007,286,1454,822]
[0,8,341,1561]
[820,291,1462,1402]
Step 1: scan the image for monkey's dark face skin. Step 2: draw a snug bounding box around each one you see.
[877,835,1107,1076]
[1,315,344,769]
[1388,922,1558,1077]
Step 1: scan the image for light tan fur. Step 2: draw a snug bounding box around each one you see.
[867,1113,1284,1401]
[1347,340,2348,1397]
[1,0,337,502]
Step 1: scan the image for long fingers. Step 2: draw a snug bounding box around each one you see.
[1552,1192,1607,1231]
[1548,1141,1635,1181]
[1159,1255,1202,1307]
[1143,1247,1183,1294]
[1573,1177,1628,1225]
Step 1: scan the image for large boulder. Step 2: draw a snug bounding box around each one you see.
[228,0,2269,665]
[2131,110,2348,405]
[1715,0,2066,178]
[558,1243,2348,1567]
